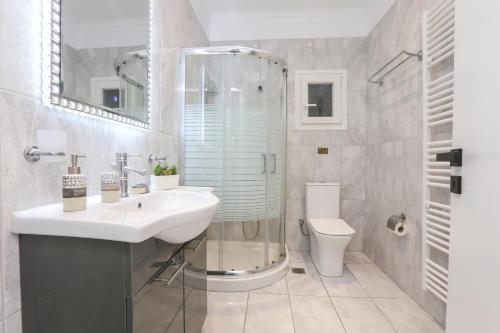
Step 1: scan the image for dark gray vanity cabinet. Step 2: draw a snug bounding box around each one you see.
[184,236,208,333]
[19,233,207,333]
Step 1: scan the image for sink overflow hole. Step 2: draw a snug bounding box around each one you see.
[138,202,142,209]
[291,267,306,274]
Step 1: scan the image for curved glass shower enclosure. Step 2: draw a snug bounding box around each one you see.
[181,47,287,278]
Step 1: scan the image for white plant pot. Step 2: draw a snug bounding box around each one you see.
[150,175,179,191]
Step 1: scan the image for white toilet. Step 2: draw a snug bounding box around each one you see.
[305,183,355,277]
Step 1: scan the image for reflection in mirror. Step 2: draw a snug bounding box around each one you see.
[60,0,149,124]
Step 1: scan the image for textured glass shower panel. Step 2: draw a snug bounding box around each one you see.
[218,55,269,271]
[267,62,287,265]
[184,54,225,229]
[183,52,286,272]
[221,55,268,221]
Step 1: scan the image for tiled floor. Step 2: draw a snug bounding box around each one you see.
[202,251,444,333]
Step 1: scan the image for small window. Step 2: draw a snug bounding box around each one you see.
[102,89,120,109]
[308,83,333,117]
[295,70,348,130]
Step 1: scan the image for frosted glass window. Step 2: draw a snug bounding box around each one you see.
[103,89,120,109]
[308,83,333,117]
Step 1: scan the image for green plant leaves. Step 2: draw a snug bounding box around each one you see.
[153,162,177,176]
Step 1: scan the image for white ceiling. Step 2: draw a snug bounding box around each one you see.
[190,0,396,41]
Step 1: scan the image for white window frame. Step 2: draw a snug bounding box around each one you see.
[294,70,348,131]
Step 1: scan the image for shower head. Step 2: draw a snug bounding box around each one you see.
[114,50,148,76]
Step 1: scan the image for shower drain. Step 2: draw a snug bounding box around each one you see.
[291,267,306,274]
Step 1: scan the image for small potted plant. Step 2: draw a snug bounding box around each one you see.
[150,161,179,190]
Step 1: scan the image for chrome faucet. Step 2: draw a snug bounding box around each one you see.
[113,153,147,197]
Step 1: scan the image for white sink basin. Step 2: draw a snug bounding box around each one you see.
[11,187,219,244]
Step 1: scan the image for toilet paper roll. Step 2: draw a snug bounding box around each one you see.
[392,222,408,236]
[387,215,408,237]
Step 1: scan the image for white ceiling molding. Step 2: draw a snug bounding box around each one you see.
[189,0,395,41]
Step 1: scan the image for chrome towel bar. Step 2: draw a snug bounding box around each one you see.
[23,146,66,162]
[368,50,423,86]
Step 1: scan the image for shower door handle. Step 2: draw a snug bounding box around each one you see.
[262,154,267,174]
[271,154,277,174]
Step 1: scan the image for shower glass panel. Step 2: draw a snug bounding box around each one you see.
[182,47,287,275]
[267,62,287,266]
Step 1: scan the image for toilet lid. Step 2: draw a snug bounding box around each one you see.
[308,218,356,236]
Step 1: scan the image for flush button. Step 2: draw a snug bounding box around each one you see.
[317,147,328,155]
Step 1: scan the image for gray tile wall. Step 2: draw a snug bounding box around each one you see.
[364,0,447,327]
[0,0,207,331]
[211,39,370,253]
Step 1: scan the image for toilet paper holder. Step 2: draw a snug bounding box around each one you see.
[387,213,408,236]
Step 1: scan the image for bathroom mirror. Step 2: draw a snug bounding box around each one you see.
[43,0,151,128]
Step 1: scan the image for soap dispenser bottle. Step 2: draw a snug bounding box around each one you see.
[62,155,87,212]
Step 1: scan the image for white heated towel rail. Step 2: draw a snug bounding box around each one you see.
[422,0,455,304]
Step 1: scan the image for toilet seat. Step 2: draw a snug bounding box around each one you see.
[308,218,355,236]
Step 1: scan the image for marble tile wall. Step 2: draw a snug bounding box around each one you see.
[0,0,207,331]
[211,39,370,252]
[364,0,447,327]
